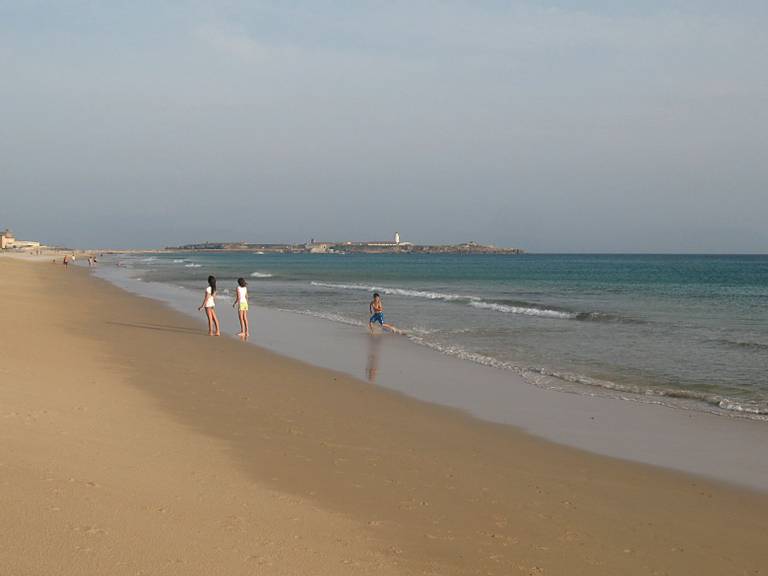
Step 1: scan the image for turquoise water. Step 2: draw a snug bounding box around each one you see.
[122,253,768,419]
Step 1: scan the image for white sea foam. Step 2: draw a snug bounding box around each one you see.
[310,281,575,319]
[407,326,438,336]
[250,271,274,278]
[469,300,575,319]
[310,281,478,302]
[284,309,366,328]
[185,263,202,268]
[404,336,768,421]
[285,309,440,336]
[406,335,517,371]
[718,398,768,415]
[172,259,186,263]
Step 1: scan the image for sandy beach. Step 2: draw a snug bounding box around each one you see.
[2,256,767,575]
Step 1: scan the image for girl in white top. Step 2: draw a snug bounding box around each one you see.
[233,277,249,337]
[198,275,220,336]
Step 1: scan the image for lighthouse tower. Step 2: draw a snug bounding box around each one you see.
[394,232,400,245]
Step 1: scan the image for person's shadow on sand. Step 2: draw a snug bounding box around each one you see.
[107,321,204,336]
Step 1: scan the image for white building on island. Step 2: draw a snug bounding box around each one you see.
[306,232,413,252]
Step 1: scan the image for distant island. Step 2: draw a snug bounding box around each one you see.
[168,232,523,255]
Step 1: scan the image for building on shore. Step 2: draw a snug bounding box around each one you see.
[1,229,15,249]
[1,228,41,250]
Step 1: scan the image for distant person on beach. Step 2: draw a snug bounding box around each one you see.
[232,277,250,338]
[62,255,69,268]
[369,292,399,334]
[198,275,220,336]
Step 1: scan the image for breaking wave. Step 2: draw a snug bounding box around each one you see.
[404,336,768,420]
[250,271,274,278]
[284,309,366,328]
[710,338,768,352]
[309,281,613,321]
[283,304,768,421]
[469,300,574,319]
[310,281,473,302]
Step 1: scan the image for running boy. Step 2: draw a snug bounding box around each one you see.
[368,292,399,334]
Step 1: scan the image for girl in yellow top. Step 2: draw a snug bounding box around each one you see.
[233,277,249,338]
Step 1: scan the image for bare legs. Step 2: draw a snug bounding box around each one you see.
[237,310,249,338]
[369,322,400,335]
[205,308,220,336]
[382,322,400,334]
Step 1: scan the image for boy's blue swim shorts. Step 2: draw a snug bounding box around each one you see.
[369,312,384,325]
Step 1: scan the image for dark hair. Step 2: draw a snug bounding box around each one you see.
[237,277,247,287]
[207,275,217,294]
[373,292,380,299]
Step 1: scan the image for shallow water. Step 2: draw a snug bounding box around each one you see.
[111,252,768,420]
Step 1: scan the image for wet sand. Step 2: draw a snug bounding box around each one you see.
[95,262,768,491]
[2,256,767,575]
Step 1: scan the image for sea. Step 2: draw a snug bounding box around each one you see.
[107,252,768,421]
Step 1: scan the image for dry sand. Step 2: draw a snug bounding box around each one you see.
[1,256,767,575]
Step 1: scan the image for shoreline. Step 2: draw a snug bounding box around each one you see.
[106,251,768,423]
[3,255,768,574]
[93,256,768,492]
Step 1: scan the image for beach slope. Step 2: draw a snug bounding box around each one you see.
[1,257,767,575]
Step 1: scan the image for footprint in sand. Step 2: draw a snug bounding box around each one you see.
[73,525,108,536]
[518,566,545,575]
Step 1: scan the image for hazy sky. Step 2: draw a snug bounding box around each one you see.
[1,1,766,251]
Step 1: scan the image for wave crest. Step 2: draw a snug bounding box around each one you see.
[406,338,768,420]
[469,300,574,319]
[710,338,768,352]
[310,281,473,302]
[310,281,583,320]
